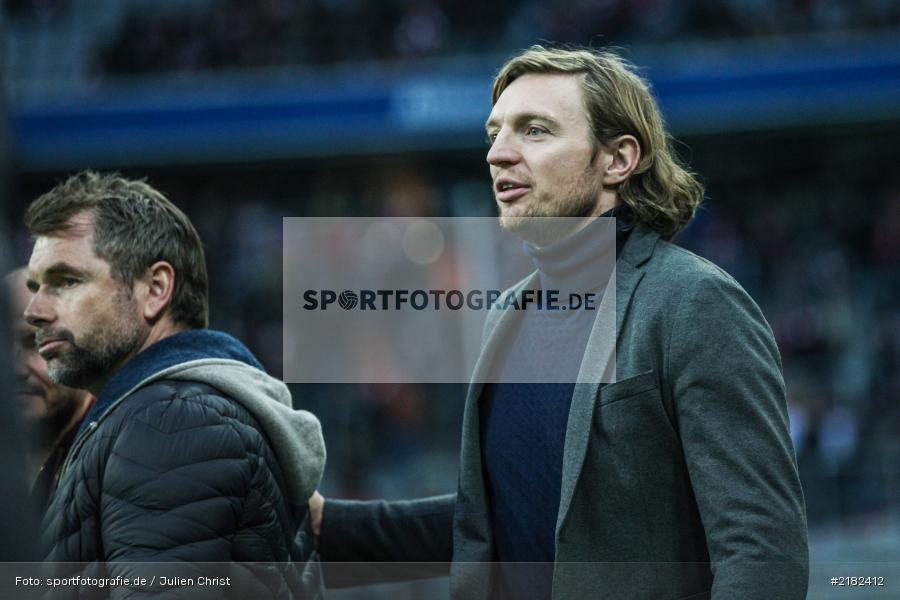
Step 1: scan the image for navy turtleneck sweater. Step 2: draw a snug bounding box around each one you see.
[479,210,631,599]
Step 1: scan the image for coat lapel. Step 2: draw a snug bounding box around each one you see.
[555,224,658,539]
[468,271,540,389]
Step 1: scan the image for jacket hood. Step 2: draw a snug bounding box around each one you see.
[144,359,325,507]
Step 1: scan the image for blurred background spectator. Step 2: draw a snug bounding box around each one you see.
[0,20,36,559]
[3,0,899,596]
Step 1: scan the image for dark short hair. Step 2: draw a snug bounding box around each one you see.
[493,45,703,240]
[24,171,209,329]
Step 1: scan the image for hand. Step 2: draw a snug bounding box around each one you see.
[308,490,324,539]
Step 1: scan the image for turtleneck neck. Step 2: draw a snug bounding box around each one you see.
[523,207,630,296]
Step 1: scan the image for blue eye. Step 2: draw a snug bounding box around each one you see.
[526,126,545,137]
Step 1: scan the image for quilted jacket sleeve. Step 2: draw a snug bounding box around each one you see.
[98,385,293,599]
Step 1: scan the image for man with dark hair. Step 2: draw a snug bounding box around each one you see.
[6,267,94,514]
[25,171,325,597]
[314,45,808,600]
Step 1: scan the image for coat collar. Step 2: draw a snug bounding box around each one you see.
[618,221,660,269]
[469,222,660,388]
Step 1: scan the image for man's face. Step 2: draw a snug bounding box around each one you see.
[25,212,146,393]
[485,72,607,236]
[7,270,83,421]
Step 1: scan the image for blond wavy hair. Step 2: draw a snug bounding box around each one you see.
[492,45,703,240]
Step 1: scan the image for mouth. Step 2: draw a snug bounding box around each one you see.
[15,380,45,408]
[36,329,74,357]
[18,380,44,396]
[495,179,531,203]
[37,339,67,357]
[16,390,41,402]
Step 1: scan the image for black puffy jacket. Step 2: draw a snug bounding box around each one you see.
[38,330,326,599]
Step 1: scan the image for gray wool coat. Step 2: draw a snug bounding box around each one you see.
[322,222,809,600]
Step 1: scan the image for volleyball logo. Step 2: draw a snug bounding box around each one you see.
[338,290,359,310]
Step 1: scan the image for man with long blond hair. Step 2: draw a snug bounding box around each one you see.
[314,45,808,600]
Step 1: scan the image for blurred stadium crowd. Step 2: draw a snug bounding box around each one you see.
[5,0,900,76]
[3,0,899,567]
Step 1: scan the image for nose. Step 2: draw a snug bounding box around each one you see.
[486,128,521,169]
[24,289,55,328]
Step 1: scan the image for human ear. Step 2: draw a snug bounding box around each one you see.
[139,261,176,322]
[601,135,641,185]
